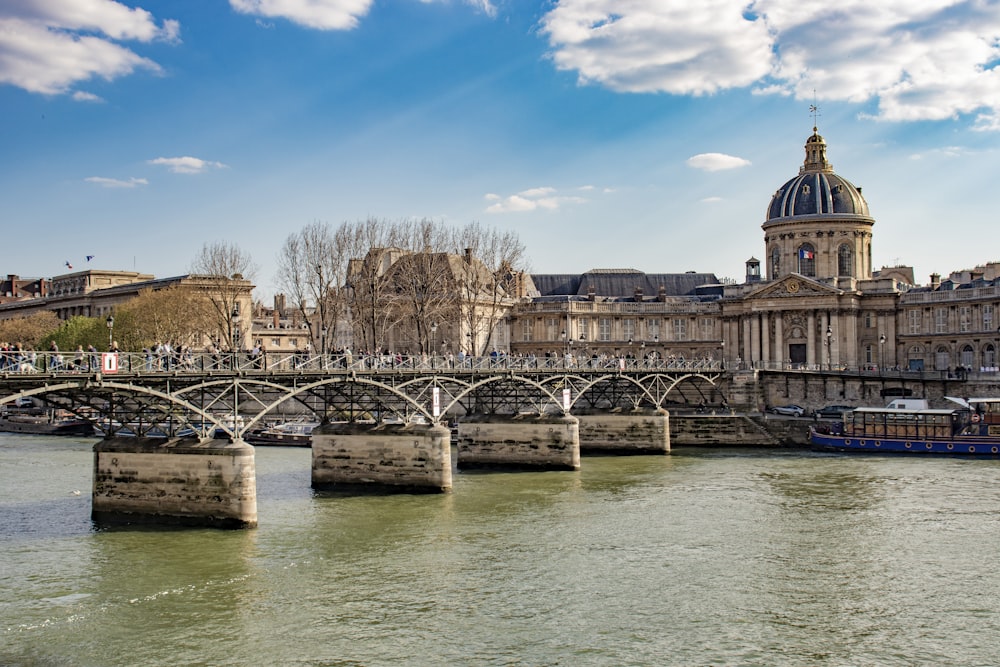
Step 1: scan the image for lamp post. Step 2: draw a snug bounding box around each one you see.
[825,325,832,370]
[720,339,725,370]
[105,313,114,351]
[560,330,568,359]
[879,333,886,371]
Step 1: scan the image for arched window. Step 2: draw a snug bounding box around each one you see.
[961,345,974,368]
[797,244,816,277]
[838,244,853,277]
[986,344,997,370]
[770,246,780,279]
[907,345,925,371]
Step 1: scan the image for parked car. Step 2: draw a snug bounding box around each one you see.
[816,404,853,418]
[769,404,805,417]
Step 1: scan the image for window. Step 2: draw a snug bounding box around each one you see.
[864,312,873,328]
[598,318,611,342]
[984,304,994,332]
[546,318,559,341]
[770,246,780,279]
[908,309,922,335]
[701,318,714,339]
[673,318,687,341]
[577,318,589,341]
[623,318,635,341]
[864,344,873,364]
[837,244,853,277]
[797,244,816,277]
[521,319,532,342]
[935,308,948,334]
[986,344,997,370]
[934,346,950,371]
[959,307,971,333]
[961,345,974,368]
[647,318,661,340]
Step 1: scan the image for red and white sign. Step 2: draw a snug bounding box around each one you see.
[562,387,571,411]
[432,387,441,417]
[101,352,119,374]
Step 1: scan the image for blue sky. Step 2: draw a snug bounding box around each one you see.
[3,0,1000,299]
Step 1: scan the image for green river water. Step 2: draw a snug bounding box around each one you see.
[2,434,1000,666]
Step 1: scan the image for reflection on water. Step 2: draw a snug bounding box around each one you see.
[3,436,1000,666]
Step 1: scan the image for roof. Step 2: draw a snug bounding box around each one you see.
[530,270,719,298]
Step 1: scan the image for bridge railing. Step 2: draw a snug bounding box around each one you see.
[0,350,725,375]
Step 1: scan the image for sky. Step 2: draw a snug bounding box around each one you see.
[3,0,1000,301]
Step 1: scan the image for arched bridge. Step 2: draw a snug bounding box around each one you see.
[0,351,726,439]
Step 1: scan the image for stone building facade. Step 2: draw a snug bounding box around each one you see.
[507,127,1000,374]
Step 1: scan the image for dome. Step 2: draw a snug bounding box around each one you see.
[766,130,871,221]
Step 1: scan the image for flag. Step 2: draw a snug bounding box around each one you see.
[799,249,814,260]
[86,255,94,262]
[65,261,73,269]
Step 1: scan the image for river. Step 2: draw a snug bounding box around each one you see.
[2,434,1000,666]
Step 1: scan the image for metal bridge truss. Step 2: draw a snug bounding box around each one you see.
[0,369,724,439]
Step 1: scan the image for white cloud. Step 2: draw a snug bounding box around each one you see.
[908,146,971,160]
[540,0,1000,125]
[484,186,587,213]
[686,152,752,172]
[701,196,723,203]
[0,2,179,96]
[229,0,373,30]
[72,91,103,103]
[85,176,148,188]
[148,156,227,174]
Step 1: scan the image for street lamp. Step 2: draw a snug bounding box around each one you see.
[231,307,240,351]
[879,333,886,371]
[720,339,725,369]
[105,313,114,351]
[560,330,568,358]
[825,325,833,370]
[430,322,438,359]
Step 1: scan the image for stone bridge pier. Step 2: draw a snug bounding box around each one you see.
[575,409,670,454]
[92,437,257,529]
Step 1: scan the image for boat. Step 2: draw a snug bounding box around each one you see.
[244,420,317,447]
[808,397,1000,455]
[0,410,95,436]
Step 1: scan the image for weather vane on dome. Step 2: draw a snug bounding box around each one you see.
[810,93,821,131]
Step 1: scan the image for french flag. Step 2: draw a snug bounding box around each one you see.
[799,249,814,260]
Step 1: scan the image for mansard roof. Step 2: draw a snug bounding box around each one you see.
[531,269,719,299]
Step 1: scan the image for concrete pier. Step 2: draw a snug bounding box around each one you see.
[311,422,452,493]
[456,413,580,471]
[92,437,257,529]
[576,410,670,454]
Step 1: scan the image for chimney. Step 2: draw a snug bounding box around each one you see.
[587,284,595,301]
[274,293,286,316]
[930,273,941,289]
[464,247,473,264]
[272,309,280,329]
[634,286,643,302]
[657,285,667,302]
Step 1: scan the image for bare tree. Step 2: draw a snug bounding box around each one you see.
[454,222,527,355]
[0,312,61,348]
[113,286,215,351]
[344,218,405,354]
[190,241,258,350]
[276,221,352,354]
[388,219,460,355]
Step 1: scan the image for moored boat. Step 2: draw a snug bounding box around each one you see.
[0,410,95,436]
[809,397,1000,456]
[244,420,317,447]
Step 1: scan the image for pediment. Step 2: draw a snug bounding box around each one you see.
[747,274,842,300]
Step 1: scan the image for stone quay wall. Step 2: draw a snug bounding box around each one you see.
[311,422,452,493]
[456,414,580,470]
[92,438,257,529]
[575,410,670,454]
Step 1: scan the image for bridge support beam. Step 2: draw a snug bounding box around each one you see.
[311,423,452,493]
[456,414,580,471]
[575,410,670,454]
[92,438,257,529]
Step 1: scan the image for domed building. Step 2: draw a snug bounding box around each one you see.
[721,128,902,371]
[763,128,874,283]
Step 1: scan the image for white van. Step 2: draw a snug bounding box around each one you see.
[886,398,929,410]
